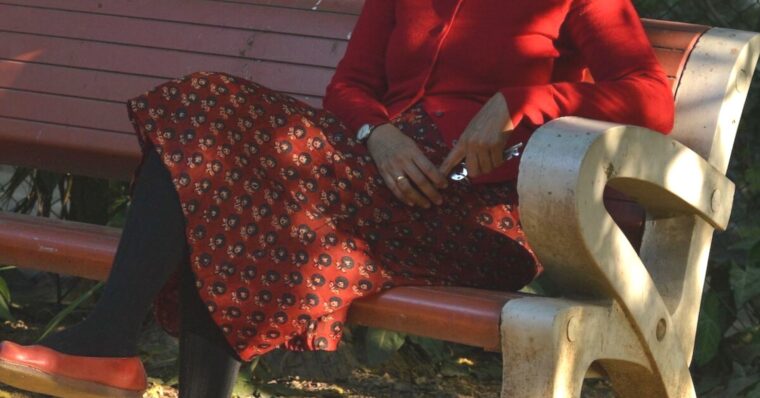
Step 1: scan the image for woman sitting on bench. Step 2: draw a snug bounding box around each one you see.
[0,0,674,397]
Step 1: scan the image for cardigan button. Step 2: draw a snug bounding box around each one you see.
[433,111,444,117]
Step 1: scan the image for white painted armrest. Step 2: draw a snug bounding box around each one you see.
[517,115,733,297]
[519,117,734,232]
[515,117,734,397]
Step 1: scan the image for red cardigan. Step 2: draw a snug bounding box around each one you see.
[322,0,675,183]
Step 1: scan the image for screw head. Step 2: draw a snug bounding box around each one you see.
[567,316,578,342]
[656,318,667,341]
[736,68,750,93]
[711,189,722,213]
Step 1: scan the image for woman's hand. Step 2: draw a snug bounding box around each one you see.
[367,123,448,208]
[439,92,515,178]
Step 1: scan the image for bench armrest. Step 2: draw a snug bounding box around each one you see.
[516,116,735,389]
[518,116,733,296]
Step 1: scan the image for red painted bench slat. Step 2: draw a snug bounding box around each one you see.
[0,61,169,104]
[0,211,120,281]
[236,0,364,14]
[646,27,708,50]
[0,89,129,133]
[0,117,137,180]
[0,61,321,112]
[348,286,523,351]
[0,32,333,98]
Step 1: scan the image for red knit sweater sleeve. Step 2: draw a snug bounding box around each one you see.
[322,0,394,133]
[499,0,675,134]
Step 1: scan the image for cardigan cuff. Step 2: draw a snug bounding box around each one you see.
[348,112,392,136]
[499,85,557,130]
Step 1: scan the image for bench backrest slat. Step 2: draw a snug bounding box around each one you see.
[7,0,357,39]
[0,5,348,69]
[235,0,365,15]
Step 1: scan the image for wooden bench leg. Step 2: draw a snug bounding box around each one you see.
[500,297,694,398]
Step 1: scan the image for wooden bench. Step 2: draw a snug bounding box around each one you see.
[0,1,758,396]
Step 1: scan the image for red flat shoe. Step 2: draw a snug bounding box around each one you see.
[0,341,147,398]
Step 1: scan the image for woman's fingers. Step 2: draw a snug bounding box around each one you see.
[379,169,414,207]
[478,145,495,175]
[378,157,431,208]
[438,144,466,177]
[463,136,506,177]
[404,160,443,205]
[384,159,439,208]
[490,144,504,169]
[393,167,431,207]
[412,153,448,189]
[465,147,481,177]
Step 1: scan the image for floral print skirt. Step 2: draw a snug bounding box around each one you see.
[126,71,542,362]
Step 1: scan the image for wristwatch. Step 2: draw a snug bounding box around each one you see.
[356,123,381,143]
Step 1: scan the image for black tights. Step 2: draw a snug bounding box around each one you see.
[38,148,242,397]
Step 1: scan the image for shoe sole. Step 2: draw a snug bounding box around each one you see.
[0,358,144,398]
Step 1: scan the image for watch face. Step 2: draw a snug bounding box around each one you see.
[357,124,372,141]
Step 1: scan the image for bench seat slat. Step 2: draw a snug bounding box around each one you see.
[0,210,521,350]
[0,211,120,281]
[0,4,348,68]
[1,0,356,40]
[348,285,522,351]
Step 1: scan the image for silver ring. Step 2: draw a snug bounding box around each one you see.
[395,175,407,182]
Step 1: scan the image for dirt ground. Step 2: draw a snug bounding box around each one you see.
[0,273,615,398]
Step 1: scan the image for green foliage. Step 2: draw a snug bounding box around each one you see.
[0,168,65,217]
[634,0,760,28]
[729,260,760,309]
[232,360,259,397]
[35,281,104,342]
[353,326,407,366]
[691,246,760,395]
[694,290,733,366]
[0,275,14,322]
[406,334,451,364]
[720,362,760,397]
